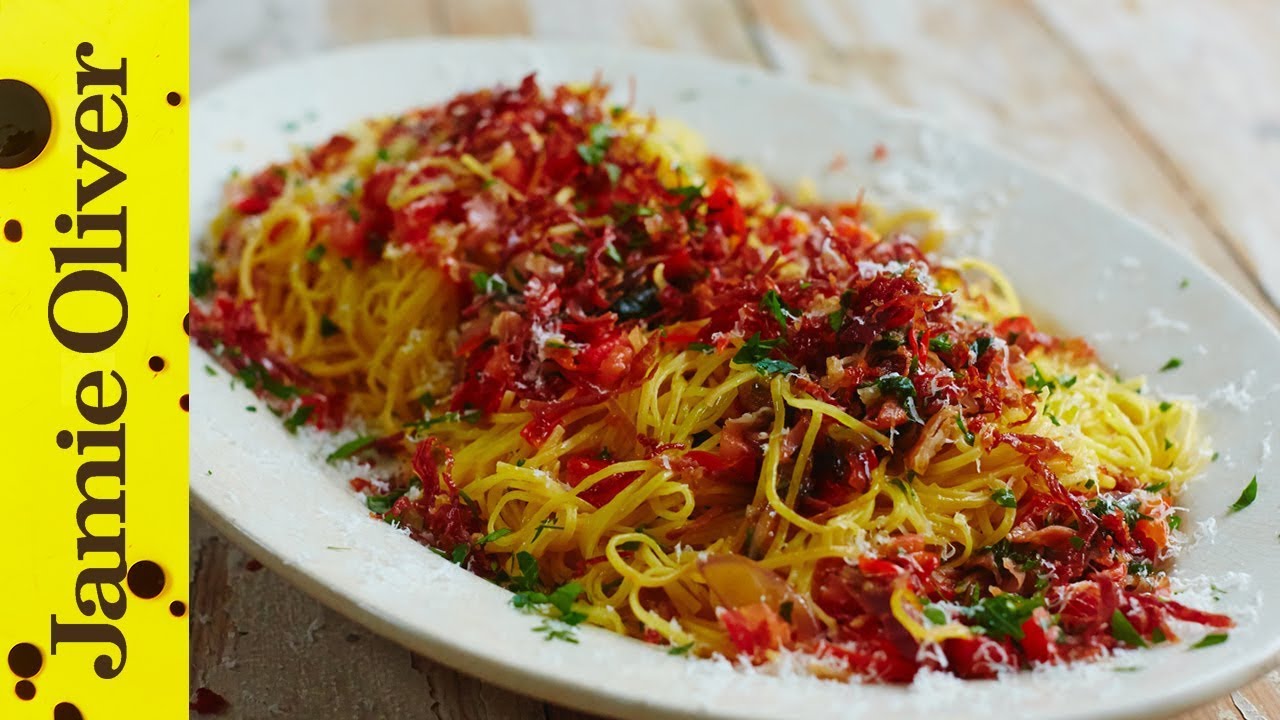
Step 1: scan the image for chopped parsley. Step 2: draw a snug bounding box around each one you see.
[1090,494,1152,528]
[235,363,303,399]
[1024,364,1058,393]
[829,290,854,333]
[991,487,1018,509]
[759,290,796,330]
[532,620,579,643]
[1168,515,1182,530]
[876,373,915,398]
[687,342,716,354]
[326,435,376,463]
[874,373,924,424]
[971,336,993,359]
[667,182,705,213]
[733,333,795,376]
[1159,357,1183,372]
[576,123,613,166]
[1158,401,1172,413]
[612,201,655,224]
[549,242,584,261]
[376,148,390,161]
[513,580,588,643]
[603,241,623,265]
[1069,535,1086,550]
[961,593,1043,641]
[929,333,954,353]
[667,642,694,656]
[1228,476,1257,513]
[189,261,215,298]
[923,605,947,625]
[532,518,564,542]
[748,357,796,375]
[471,271,509,296]
[366,488,407,514]
[283,404,314,433]
[507,551,541,593]
[955,414,976,446]
[1189,633,1229,650]
[404,408,483,431]
[319,315,341,337]
[305,244,326,263]
[1110,610,1148,648]
[476,528,512,546]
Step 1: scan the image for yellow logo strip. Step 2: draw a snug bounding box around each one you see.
[0,2,189,717]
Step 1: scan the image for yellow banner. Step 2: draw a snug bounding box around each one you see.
[0,1,188,717]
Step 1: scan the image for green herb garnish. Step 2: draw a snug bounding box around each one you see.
[733,333,795,376]
[991,487,1018,508]
[189,261,216,298]
[366,488,407,514]
[929,334,954,353]
[471,271,509,296]
[326,435,376,463]
[667,182,705,212]
[956,414,976,446]
[961,593,1043,641]
[476,528,512,546]
[532,620,579,643]
[1189,633,1229,649]
[1110,610,1148,648]
[971,336,993,359]
[576,123,613,166]
[1228,476,1257,513]
[283,404,314,433]
[759,290,796,330]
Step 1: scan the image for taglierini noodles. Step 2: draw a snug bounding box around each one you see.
[192,76,1231,682]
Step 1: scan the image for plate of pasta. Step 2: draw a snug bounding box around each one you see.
[189,40,1280,719]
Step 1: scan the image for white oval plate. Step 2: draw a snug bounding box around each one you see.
[191,40,1280,720]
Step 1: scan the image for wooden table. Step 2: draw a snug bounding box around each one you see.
[188,1,1280,717]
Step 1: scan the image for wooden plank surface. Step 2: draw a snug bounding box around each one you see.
[188,0,1280,717]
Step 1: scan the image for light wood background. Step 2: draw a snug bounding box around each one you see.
[188,1,1280,718]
